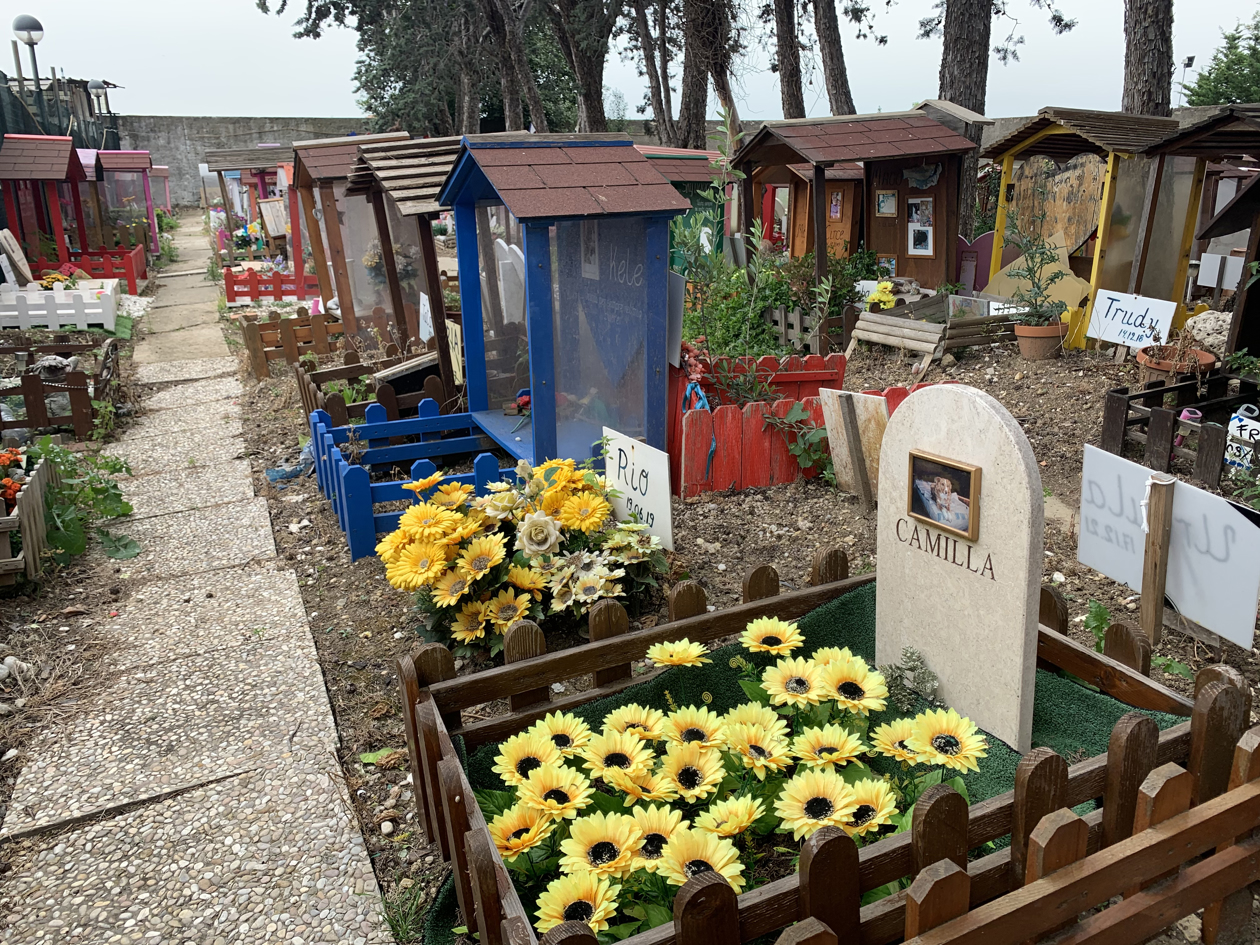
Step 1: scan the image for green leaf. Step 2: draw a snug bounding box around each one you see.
[946,776,971,804]
[603,921,643,941]
[586,791,625,815]
[473,788,518,819]
[837,760,874,785]
[640,904,673,929]
[97,528,141,559]
[920,768,944,789]
[739,679,770,705]
[48,516,87,556]
[860,882,902,905]
[1084,599,1111,653]
[360,748,401,765]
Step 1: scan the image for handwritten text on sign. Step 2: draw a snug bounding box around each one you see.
[1086,291,1177,348]
[603,427,674,551]
[1077,446,1260,648]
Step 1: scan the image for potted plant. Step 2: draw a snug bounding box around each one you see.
[1134,328,1220,385]
[1005,169,1069,360]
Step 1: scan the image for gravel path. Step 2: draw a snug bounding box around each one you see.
[0,217,391,944]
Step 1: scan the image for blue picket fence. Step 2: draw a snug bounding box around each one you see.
[309,399,515,560]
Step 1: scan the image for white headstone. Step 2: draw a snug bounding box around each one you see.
[603,427,674,551]
[876,384,1044,751]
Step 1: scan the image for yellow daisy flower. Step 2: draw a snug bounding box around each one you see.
[604,768,679,805]
[385,541,447,591]
[485,588,532,630]
[492,730,563,787]
[810,646,854,666]
[723,702,790,742]
[402,471,445,495]
[661,706,726,750]
[431,481,475,509]
[559,811,642,878]
[431,570,472,607]
[841,779,898,838]
[572,573,606,604]
[451,601,488,643]
[535,872,621,935]
[375,529,412,565]
[694,796,764,837]
[658,828,745,892]
[519,764,594,820]
[458,534,508,579]
[508,566,547,600]
[871,718,923,765]
[489,802,555,862]
[774,769,859,841]
[660,743,723,802]
[581,730,654,781]
[630,804,686,872]
[740,617,804,655]
[603,704,665,742]
[398,502,461,542]
[792,724,865,769]
[529,712,593,757]
[558,493,612,533]
[821,656,889,715]
[906,708,989,773]
[762,656,824,708]
[724,723,792,780]
[645,639,712,668]
[437,519,481,547]
[540,487,572,516]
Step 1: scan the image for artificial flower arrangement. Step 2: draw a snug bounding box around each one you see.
[362,238,419,286]
[476,617,990,937]
[866,281,897,310]
[1,446,27,515]
[375,458,668,656]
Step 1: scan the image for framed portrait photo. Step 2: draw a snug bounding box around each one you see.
[908,225,934,257]
[581,219,600,280]
[875,190,898,218]
[877,254,897,278]
[907,449,981,542]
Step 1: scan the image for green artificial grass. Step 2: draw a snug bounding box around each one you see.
[426,582,1181,945]
[106,315,133,340]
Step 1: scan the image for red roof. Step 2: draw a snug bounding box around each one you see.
[98,150,152,172]
[635,145,721,183]
[466,138,691,219]
[0,135,84,182]
[151,165,170,178]
[735,113,976,167]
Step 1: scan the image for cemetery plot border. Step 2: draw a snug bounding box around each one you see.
[0,455,56,585]
[0,340,121,444]
[240,308,345,379]
[295,348,450,427]
[397,550,1206,945]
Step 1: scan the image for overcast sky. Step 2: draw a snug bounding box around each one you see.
[13,0,1257,122]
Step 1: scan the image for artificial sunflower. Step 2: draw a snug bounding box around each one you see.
[792,724,865,769]
[535,872,621,934]
[402,471,445,495]
[431,481,475,509]
[810,646,854,666]
[724,723,792,780]
[603,704,666,742]
[559,811,642,878]
[775,769,859,841]
[458,534,508,580]
[740,617,804,655]
[630,804,686,872]
[489,802,555,861]
[694,796,765,837]
[660,743,724,802]
[508,566,547,600]
[571,573,606,604]
[375,530,412,566]
[645,639,712,668]
[529,711,593,757]
[431,570,472,608]
[762,656,824,708]
[581,730,654,781]
[658,828,745,892]
[385,541,447,591]
[438,520,482,547]
[519,764,595,820]
[723,702,790,741]
[451,601,488,643]
[821,656,889,716]
[870,718,923,765]
[605,768,679,805]
[537,457,578,485]
[906,708,989,773]
[485,588,532,630]
[841,779,898,838]
[492,730,563,787]
[558,493,612,533]
[661,706,726,750]
[398,502,461,541]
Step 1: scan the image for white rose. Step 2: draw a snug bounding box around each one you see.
[517,510,563,556]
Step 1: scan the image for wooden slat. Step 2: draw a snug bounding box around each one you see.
[1036,628,1193,716]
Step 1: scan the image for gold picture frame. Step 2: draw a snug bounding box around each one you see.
[906,449,981,542]
[875,190,898,218]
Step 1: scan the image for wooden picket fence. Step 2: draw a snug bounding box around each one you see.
[295,348,454,428]
[0,285,118,332]
[394,554,1240,945]
[241,308,346,379]
[223,267,322,305]
[0,339,120,443]
[32,246,146,295]
[0,455,56,585]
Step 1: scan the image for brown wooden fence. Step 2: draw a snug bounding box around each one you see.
[295,349,448,427]
[241,308,346,379]
[394,549,1236,945]
[0,339,120,443]
[0,455,56,585]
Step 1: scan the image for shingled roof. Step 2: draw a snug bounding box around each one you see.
[76,148,99,181]
[293,131,410,186]
[734,111,977,169]
[982,107,1180,161]
[0,135,84,182]
[151,165,170,179]
[344,135,464,217]
[446,134,691,219]
[1144,105,1260,160]
[97,150,152,172]
[203,146,288,172]
[634,145,721,183]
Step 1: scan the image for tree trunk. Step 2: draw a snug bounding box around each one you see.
[813,0,855,115]
[549,0,618,133]
[774,0,806,118]
[478,0,526,130]
[682,0,739,130]
[456,14,481,134]
[676,33,709,148]
[658,0,675,135]
[937,0,991,240]
[1122,0,1173,116]
[632,0,676,144]
[494,0,550,131]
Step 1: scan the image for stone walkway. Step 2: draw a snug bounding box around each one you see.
[0,216,391,944]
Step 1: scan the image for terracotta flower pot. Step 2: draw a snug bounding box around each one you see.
[1134,345,1219,385]
[1013,321,1069,361]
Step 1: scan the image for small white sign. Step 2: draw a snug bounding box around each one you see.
[603,427,674,551]
[1086,291,1177,348]
[1197,253,1245,290]
[1078,445,1260,648]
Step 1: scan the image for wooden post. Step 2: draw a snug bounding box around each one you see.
[418,215,457,406]
[799,826,860,940]
[740,160,754,239]
[300,185,334,304]
[1102,712,1159,848]
[836,391,873,511]
[44,181,68,264]
[88,180,108,250]
[1039,585,1069,634]
[774,918,837,945]
[1127,153,1166,295]
[1011,748,1068,884]
[1127,762,1194,896]
[989,154,1014,280]
[742,563,780,602]
[1023,808,1089,942]
[439,757,479,936]
[1169,158,1209,317]
[242,320,269,379]
[540,923,598,945]
[216,170,236,265]
[287,180,303,280]
[1226,205,1260,355]
[503,620,549,710]
[912,783,969,874]
[371,188,410,349]
[317,181,358,334]
[588,600,631,686]
[674,872,739,945]
[812,164,827,288]
[395,655,433,841]
[1083,152,1121,343]
[1103,621,1151,676]
[69,178,89,252]
[810,547,849,586]
[416,697,452,861]
[667,580,708,622]
[1139,473,1175,643]
[905,859,970,938]
[1203,726,1260,945]
[466,827,506,945]
[1189,681,1250,807]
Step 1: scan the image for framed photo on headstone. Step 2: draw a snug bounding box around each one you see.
[907,450,981,542]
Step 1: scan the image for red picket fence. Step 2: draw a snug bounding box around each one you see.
[223,268,322,304]
[32,246,146,295]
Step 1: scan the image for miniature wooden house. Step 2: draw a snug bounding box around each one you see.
[438,134,690,462]
[0,135,89,264]
[203,145,292,264]
[95,150,159,253]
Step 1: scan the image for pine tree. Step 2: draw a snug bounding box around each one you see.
[1184,13,1260,107]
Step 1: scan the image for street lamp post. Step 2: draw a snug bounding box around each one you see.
[12,15,47,132]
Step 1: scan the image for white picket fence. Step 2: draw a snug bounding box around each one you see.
[0,286,118,332]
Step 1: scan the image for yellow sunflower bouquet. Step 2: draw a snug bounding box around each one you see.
[376,457,667,654]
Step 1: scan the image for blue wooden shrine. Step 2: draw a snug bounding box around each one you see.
[438,134,690,464]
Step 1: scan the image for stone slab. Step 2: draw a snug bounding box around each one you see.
[104,568,313,671]
[148,283,223,309]
[122,458,254,519]
[141,304,222,334]
[144,375,243,410]
[0,759,390,944]
[121,403,242,442]
[110,428,246,475]
[875,383,1043,752]
[132,356,238,384]
[0,649,335,837]
[132,324,230,363]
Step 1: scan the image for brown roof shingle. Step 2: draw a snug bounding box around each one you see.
[735,112,977,168]
[293,132,410,184]
[343,136,464,216]
[0,135,84,182]
[983,107,1180,160]
[204,145,288,172]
